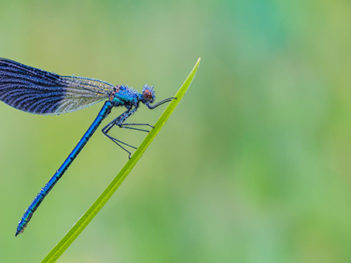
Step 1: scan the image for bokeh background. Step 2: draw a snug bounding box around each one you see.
[1,0,351,262]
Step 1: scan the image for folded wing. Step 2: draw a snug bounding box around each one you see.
[0,58,113,115]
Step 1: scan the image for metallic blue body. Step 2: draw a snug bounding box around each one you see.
[15,101,113,235]
[0,58,173,236]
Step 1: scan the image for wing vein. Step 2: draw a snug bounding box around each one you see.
[0,58,113,115]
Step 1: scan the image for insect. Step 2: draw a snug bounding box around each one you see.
[0,58,173,236]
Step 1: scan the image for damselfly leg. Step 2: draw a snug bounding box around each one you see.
[102,97,175,158]
[102,118,136,159]
[119,123,154,132]
[102,123,155,158]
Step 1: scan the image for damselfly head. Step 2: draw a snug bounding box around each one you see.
[142,85,155,103]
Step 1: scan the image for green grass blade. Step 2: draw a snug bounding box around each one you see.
[42,57,201,263]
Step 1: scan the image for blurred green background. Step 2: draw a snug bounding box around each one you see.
[1,0,351,262]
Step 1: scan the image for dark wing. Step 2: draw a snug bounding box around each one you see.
[0,58,114,115]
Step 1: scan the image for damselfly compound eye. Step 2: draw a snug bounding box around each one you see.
[142,85,155,102]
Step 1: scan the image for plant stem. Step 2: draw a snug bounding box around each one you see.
[42,57,201,263]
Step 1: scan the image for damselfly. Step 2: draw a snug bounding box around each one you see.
[0,58,173,236]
